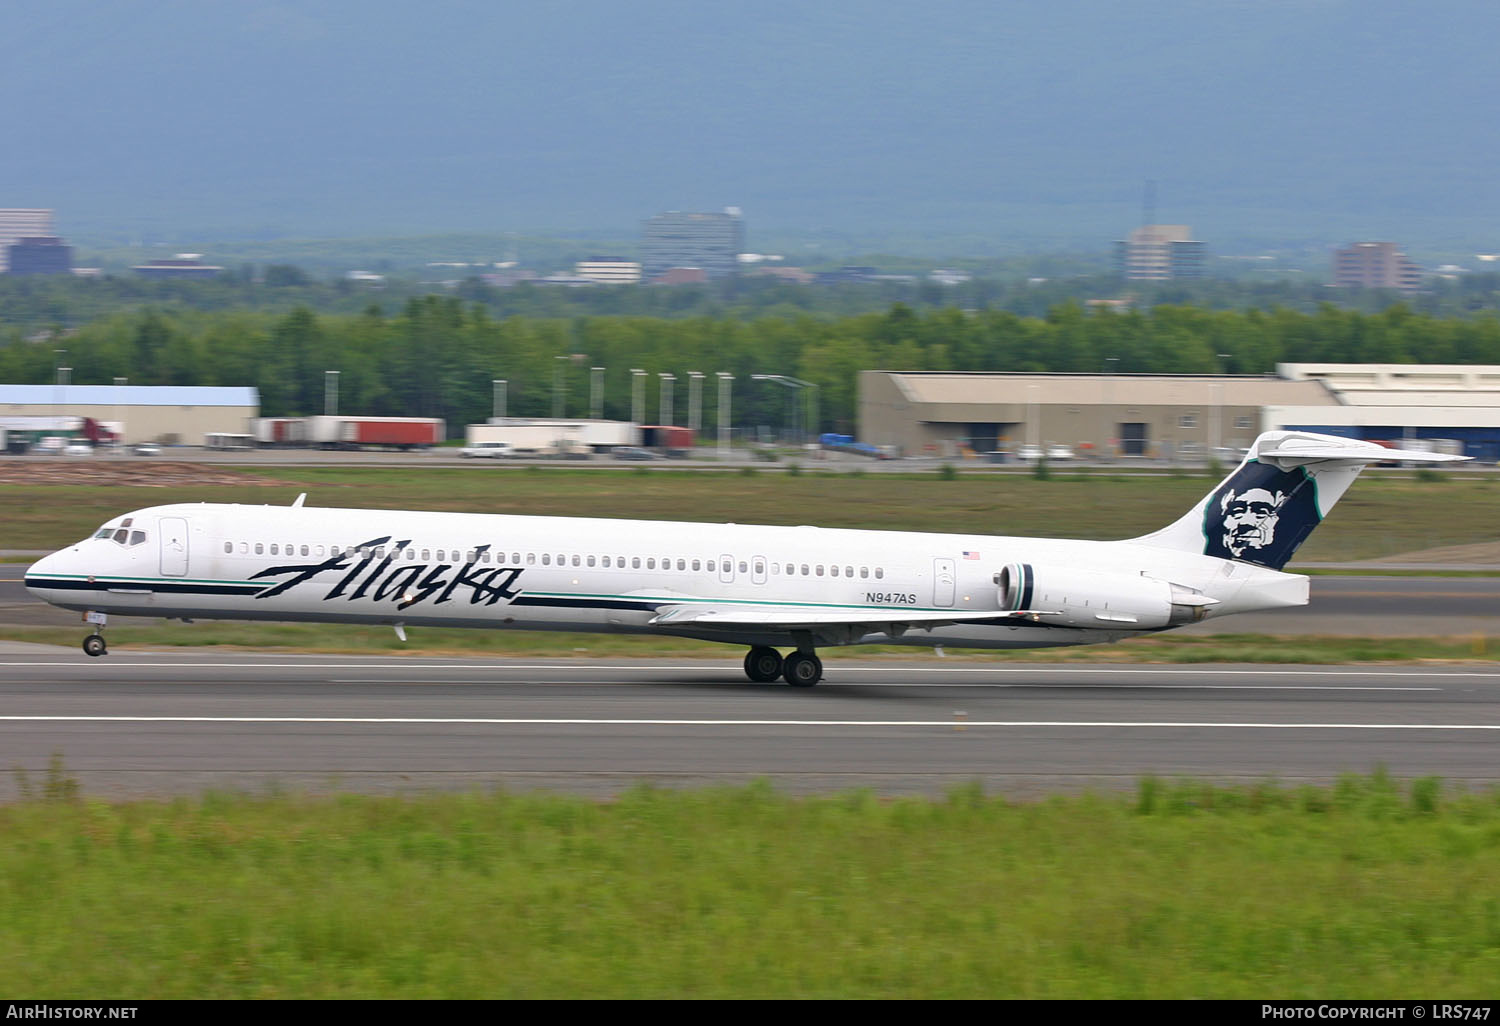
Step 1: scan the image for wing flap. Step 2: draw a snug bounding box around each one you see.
[649,604,1047,630]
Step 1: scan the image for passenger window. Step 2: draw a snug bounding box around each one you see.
[224,542,232,554]
[787,564,795,575]
[860,567,868,579]
[647,558,656,569]
[876,568,884,579]
[770,563,779,575]
[677,559,685,571]
[513,553,521,564]
[302,545,310,557]
[632,557,641,569]
[239,542,249,554]
[602,556,611,568]
[527,553,536,565]
[572,555,580,567]
[542,554,551,565]
[270,544,279,555]
[801,564,809,576]
[816,565,824,576]
[830,566,839,577]
[255,543,264,554]
[692,559,700,571]
[587,555,596,567]
[738,561,747,574]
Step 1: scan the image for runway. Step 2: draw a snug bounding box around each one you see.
[3,650,1499,800]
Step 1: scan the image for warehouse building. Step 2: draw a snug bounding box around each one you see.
[858,366,1500,461]
[0,384,259,446]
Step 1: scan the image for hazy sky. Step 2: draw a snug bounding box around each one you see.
[4,0,1498,250]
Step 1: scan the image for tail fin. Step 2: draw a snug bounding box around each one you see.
[1131,430,1469,570]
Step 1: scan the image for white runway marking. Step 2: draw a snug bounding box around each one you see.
[1,716,1497,730]
[327,679,1440,691]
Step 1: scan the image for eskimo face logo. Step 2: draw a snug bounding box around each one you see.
[1220,486,1288,558]
[1202,461,1321,569]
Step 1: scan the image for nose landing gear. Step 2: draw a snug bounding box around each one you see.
[82,611,108,657]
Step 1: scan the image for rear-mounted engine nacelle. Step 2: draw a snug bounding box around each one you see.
[996,563,1211,630]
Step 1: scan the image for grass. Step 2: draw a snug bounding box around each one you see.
[2,773,1498,998]
[1,464,1497,563]
[0,623,1493,662]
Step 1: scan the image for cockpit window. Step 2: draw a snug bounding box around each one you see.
[97,525,149,547]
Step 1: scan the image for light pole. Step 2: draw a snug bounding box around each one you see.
[114,377,127,449]
[687,371,703,434]
[1214,353,1231,458]
[630,369,646,428]
[553,355,568,419]
[1102,356,1119,460]
[324,370,339,417]
[493,379,507,420]
[716,372,733,460]
[52,349,66,433]
[591,367,605,420]
[1027,384,1040,452]
[658,372,676,426]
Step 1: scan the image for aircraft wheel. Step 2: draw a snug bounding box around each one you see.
[743,646,783,683]
[83,634,107,658]
[783,651,822,687]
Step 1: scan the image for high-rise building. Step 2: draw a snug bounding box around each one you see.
[0,209,54,272]
[574,257,642,284]
[1112,224,1206,280]
[641,208,743,281]
[7,237,72,275]
[1333,242,1423,292]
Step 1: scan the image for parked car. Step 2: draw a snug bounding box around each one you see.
[63,441,93,456]
[1046,444,1074,461]
[612,446,661,460]
[459,441,513,459]
[1015,444,1043,462]
[132,443,161,456]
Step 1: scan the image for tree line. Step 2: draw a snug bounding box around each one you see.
[4,298,1499,437]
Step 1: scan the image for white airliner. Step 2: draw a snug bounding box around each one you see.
[24,431,1466,685]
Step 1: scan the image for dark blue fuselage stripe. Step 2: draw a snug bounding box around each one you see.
[1019,564,1034,612]
[24,577,263,597]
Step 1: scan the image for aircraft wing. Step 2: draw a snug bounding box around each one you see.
[649,604,1047,632]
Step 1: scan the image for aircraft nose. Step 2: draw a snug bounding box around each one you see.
[24,549,70,596]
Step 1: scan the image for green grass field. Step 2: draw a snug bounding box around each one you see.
[3,464,1496,562]
[3,772,1497,998]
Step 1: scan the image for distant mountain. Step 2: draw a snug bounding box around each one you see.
[5,0,1497,253]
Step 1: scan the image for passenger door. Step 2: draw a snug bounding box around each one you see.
[159,517,189,577]
[932,557,955,607]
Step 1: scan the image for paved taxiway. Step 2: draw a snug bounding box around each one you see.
[3,650,1500,799]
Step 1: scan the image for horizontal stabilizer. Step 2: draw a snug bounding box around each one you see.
[1257,436,1470,468]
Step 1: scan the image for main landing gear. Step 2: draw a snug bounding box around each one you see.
[742,645,823,687]
[82,611,108,657]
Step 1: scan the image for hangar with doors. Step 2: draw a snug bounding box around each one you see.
[856,371,1335,461]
